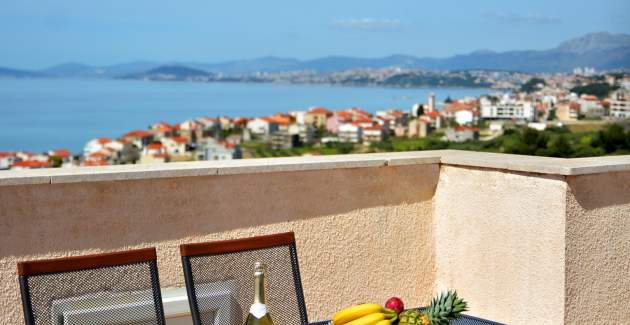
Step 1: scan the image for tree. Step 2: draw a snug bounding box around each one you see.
[521,78,546,93]
[48,156,63,168]
[594,124,629,153]
[570,83,619,99]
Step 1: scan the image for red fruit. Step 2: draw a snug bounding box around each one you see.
[385,296,405,314]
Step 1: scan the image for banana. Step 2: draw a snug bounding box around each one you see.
[332,304,384,324]
[375,320,393,325]
[344,312,386,325]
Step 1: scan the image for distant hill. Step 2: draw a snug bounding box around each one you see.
[2,32,630,77]
[41,61,160,78]
[121,65,214,81]
[0,67,45,78]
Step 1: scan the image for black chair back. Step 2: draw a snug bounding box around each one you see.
[180,232,308,325]
[18,248,166,325]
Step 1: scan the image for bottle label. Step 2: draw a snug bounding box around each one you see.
[249,303,268,319]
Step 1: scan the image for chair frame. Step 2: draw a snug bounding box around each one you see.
[17,247,166,325]
[180,232,308,325]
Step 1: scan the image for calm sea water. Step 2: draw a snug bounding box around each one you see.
[0,79,490,153]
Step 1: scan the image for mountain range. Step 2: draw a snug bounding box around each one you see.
[1,32,629,79]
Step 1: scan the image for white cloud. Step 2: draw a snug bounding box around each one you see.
[330,18,405,31]
[483,11,562,24]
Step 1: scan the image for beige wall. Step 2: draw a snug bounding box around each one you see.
[565,171,630,324]
[0,164,439,324]
[433,165,568,325]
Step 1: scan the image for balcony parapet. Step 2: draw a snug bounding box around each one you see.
[1,150,629,186]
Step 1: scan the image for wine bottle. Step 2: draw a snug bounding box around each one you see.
[244,262,274,325]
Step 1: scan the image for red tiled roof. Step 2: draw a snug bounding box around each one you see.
[124,130,153,138]
[88,151,110,159]
[308,107,332,115]
[153,122,174,132]
[442,102,477,113]
[0,152,15,158]
[424,111,441,118]
[50,149,71,158]
[96,137,112,144]
[233,117,250,126]
[168,136,188,144]
[147,143,163,150]
[83,160,109,166]
[12,160,50,169]
[363,125,383,131]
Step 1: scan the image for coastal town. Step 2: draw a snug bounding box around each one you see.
[1,70,629,170]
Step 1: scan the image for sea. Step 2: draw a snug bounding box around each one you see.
[0,78,491,153]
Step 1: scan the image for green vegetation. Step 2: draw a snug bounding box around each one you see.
[521,78,546,93]
[243,123,630,159]
[570,82,619,99]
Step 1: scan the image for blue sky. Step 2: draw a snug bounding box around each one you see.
[2,0,629,69]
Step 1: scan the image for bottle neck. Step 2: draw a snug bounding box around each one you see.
[253,269,266,305]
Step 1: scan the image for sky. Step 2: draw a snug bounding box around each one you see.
[1,0,630,69]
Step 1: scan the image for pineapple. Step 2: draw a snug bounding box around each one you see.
[399,309,429,325]
[399,291,467,325]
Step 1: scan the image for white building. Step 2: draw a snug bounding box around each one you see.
[362,125,384,143]
[480,95,535,121]
[84,138,112,156]
[454,110,477,125]
[196,139,239,161]
[609,90,630,119]
[338,123,362,143]
[0,152,16,170]
[577,95,604,118]
[162,136,188,155]
[246,118,279,136]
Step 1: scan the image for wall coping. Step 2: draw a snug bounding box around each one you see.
[1,150,629,186]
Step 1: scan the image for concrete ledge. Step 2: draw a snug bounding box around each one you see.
[1,150,629,186]
[440,151,630,176]
[0,151,442,186]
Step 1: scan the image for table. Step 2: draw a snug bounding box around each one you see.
[306,308,506,325]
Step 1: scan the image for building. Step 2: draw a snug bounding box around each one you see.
[480,95,535,121]
[84,138,112,156]
[577,95,604,118]
[428,93,436,112]
[246,117,276,136]
[338,123,362,143]
[305,107,332,128]
[445,126,480,142]
[270,130,301,149]
[421,111,442,129]
[178,120,204,143]
[609,90,630,119]
[0,152,16,170]
[123,130,154,149]
[162,136,189,155]
[362,125,385,143]
[149,122,175,140]
[139,142,169,164]
[454,110,479,125]
[556,102,579,122]
[196,138,240,160]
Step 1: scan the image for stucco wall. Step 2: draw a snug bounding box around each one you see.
[565,171,630,324]
[0,164,438,324]
[433,165,568,325]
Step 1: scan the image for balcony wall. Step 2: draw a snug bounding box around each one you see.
[0,151,629,325]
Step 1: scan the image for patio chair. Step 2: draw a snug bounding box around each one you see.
[17,247,166,325]
[180,232,308,325]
